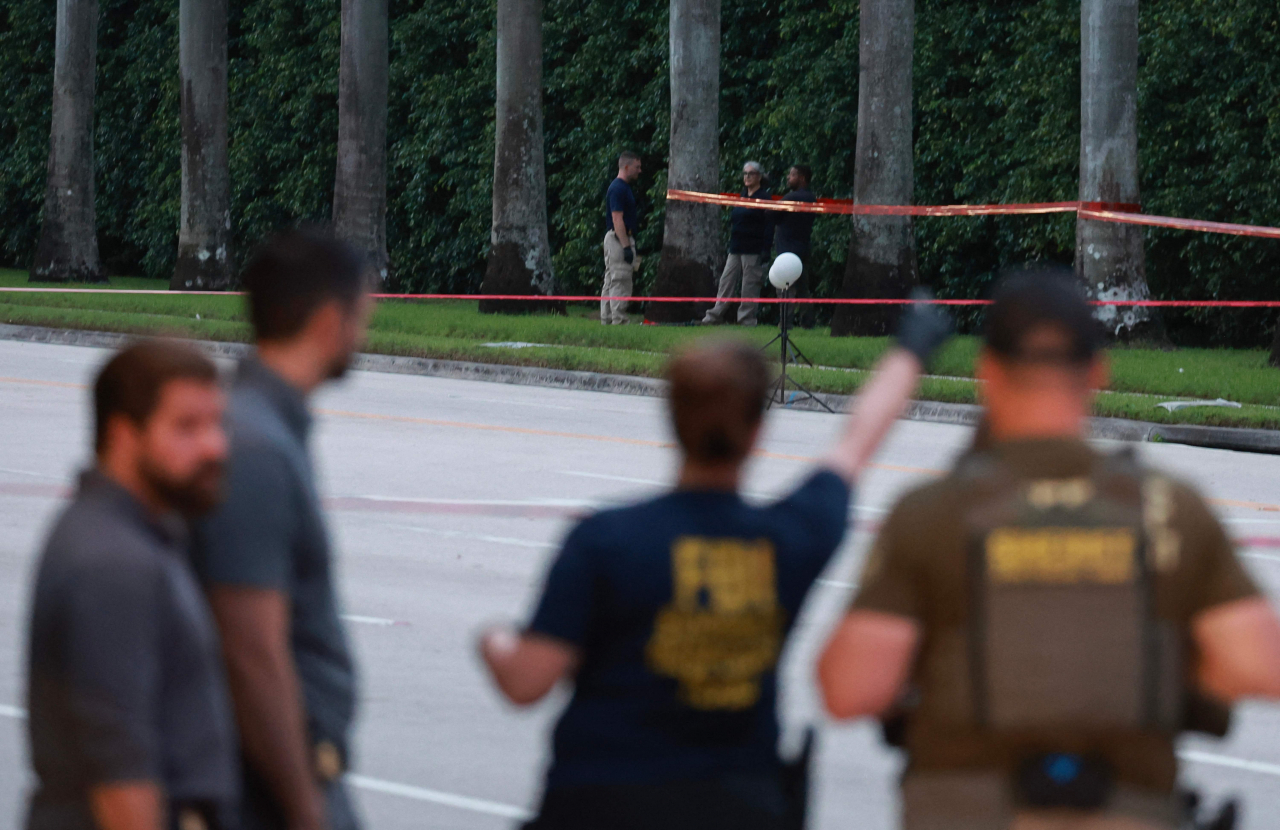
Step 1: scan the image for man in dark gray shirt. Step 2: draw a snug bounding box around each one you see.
[26,342,237,830]
[192,229,373,830]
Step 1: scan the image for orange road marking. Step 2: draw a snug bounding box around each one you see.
[0,376,84,390]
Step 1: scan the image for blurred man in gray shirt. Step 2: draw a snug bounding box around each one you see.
[192,229,373,830]
[26,341,237,830]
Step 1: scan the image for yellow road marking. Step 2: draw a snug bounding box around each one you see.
[0,376,1273,512]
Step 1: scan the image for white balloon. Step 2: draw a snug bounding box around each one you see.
[768,252,803,290]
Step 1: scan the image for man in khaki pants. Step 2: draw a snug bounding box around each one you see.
[601,151,642,325]
[702,161,773,326]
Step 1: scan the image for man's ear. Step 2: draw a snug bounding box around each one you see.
[100,412,142,462]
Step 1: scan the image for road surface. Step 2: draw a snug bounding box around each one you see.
[1,338,1279,829]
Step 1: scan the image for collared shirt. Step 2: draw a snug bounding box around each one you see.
[527,469,851,788]
[773,188,816,256]
[605,178,639,237]
[729,187,773,255]
[26,471,238,830]
[191,357,357,763]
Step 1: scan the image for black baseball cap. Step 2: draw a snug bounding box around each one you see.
[984,263,1102,365]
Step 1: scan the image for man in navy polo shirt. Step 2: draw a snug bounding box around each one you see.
[480,302,953,829]
[601,151,642,325]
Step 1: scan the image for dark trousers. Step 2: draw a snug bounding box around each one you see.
[783,253,814,328]
[240,768,361,830]
[524,775,795,830]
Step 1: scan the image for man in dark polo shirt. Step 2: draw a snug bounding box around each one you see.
[819,270,1280,830]
[773,165,817,328]
[601,151,643,325]
[26,341,237,830]
[479,299,953,829]
[192,229,373,830]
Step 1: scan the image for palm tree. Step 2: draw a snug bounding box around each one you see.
[334,0,390,281]
[32,0,105,284]
[479,0,554,313]
[831,0,917,336]
[172,0,233,290]
[649,0,721,324]
[1077,0,1161,341]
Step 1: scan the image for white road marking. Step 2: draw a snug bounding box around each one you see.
[1179,750,1280,778]
[386,523,557,550]
[0,466,59,480]
[358,495,596,508]
[342,615,408,627]
[0,704,27,720]
[347,774,532,820]
[559,470,665,486]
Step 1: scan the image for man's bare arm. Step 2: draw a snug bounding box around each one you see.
[208,587,325,830]
[89,782,163,830]
[818,610,921,720]
[1194,596,1280,702]
[479,627,580,706]
[611,211,630,249]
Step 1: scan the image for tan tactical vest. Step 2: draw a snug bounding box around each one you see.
[958,449,1184,740]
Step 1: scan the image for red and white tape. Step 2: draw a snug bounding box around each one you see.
[667,189,1280,240]
[5,287,1277,307]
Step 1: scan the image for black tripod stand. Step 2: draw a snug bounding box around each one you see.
[762,286,833,412]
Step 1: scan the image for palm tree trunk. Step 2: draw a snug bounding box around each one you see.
[172,0,233,290]
[334,0,389,282]
[32,0,104,284]
[831,0,917,337]
[1077,0,1161,341]
[648,0,721,324]
[479,0,554,313]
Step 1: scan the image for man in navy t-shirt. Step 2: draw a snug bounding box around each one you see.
[480,303,952,829]
[601,151,643,325]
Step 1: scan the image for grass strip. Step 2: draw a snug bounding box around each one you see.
[1,270,1277,430]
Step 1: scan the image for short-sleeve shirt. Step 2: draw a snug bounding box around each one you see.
[528,470,852,789]
[26,471,238,830]
[853,437,1259,792]
[605,178,638,237]
[191,357,357,763]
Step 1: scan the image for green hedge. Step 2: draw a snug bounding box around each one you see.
[1,0,1278,344]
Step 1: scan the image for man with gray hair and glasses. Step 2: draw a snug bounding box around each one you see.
[702,161,772,327]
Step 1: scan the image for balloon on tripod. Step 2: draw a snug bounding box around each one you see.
[768,253,803,291]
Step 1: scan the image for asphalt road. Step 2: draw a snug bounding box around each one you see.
[2,337,1280,829]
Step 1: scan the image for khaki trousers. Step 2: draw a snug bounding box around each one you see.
[703,253,764,325]
[601,231,637,324]
[900,772,1178,830]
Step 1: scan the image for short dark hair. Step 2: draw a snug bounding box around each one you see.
[985,263,1102,365]
[618,150,641,167]
[667,340,771,464]
[791,164,812,185]
[94,341,219,454]
[241,227,368,342]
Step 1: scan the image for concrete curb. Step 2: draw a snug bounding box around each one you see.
[2,322,1278,455]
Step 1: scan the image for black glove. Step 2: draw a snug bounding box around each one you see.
[623,246,635,265]
[894,288,954,367]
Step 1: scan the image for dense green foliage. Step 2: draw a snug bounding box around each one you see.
[1,0,1277,344]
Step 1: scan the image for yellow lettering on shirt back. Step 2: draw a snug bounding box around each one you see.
[646,537,783,710]
[986,527,1137,585]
